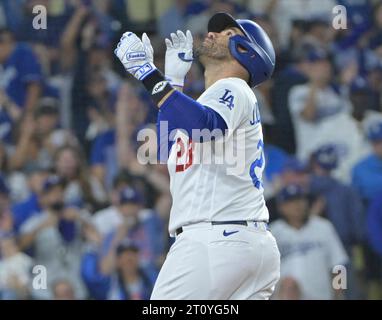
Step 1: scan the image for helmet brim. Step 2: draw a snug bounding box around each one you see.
[208,12,247,38]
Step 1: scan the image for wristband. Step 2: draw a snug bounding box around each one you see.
[142,70,174,105]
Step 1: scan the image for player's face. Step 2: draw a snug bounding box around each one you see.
[195,27,243,64]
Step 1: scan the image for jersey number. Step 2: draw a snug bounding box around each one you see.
[249,139,264,189]
[175,137,194,172]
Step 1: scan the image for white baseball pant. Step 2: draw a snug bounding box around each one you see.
[151,221,280,300]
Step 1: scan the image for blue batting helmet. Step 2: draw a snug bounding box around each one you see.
[207,12,275,87]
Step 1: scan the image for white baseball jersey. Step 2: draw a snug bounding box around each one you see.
[270,216,349,299]
[166,77,269,235]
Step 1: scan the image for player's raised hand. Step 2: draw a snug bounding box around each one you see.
[114,31,156,80]
[165,30,193,87]
[142,32,154,64]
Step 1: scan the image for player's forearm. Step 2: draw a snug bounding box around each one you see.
[142,70,227,139]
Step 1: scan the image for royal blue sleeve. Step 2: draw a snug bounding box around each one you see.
[158,90,228,141]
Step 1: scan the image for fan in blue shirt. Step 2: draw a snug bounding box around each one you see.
[352,120,382,203]
[0,28,42,111]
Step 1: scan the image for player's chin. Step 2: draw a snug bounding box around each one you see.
[194,43,207,58]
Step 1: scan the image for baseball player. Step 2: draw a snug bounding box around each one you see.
[114,12,280,300]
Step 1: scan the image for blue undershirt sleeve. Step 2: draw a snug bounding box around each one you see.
[158,90,228,141]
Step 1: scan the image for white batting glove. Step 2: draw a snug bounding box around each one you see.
[165,30,193,87]
[114,32,156,80]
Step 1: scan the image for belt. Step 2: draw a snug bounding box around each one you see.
[175,220,268,236]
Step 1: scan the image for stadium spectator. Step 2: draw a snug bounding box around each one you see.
[81,238,156,300]
[115,83,171,218]
[337,0,373,32]
[90,83,149,189]
[363,2,382,73]
[52,279,77,300]
[0,142,8,173]
[263,144,292,200]
[54,145,107,211]
[309,145,365,252]
[271,45,310,154]
[8,97,78,172]
[0,235,33,300]
[274,276,302,300]
[288,48,365,182]
[365,192,382,299]
[271,184,349,299]
[309,144,365,298]
[251,0,336,49]
[0,0,25,33]
[10,166,49,233]
[349,77,376,122]
[93,187,165,268]
[367,193,382,257]
[0,176,13,238]
[185,0,244,37]
[352,119,382,203]
[0,88,22,146]
[32,97,78,152]
[92,171,134,237]
[85,71,116,145]
[18,176,93,299]
[0,28,42,112]
[158,0,207,38]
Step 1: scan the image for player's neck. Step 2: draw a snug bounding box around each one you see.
[204,62,247,89]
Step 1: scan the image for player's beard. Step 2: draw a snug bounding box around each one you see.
[194,39,231,65]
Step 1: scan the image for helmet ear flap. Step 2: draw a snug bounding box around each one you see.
[229,35,258,85]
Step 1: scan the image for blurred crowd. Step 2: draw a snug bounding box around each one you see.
[0,0,382,300]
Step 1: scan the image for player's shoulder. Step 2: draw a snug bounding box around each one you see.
[215,77,253,93]
[199,77,255,108]
[204,78,252,97]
